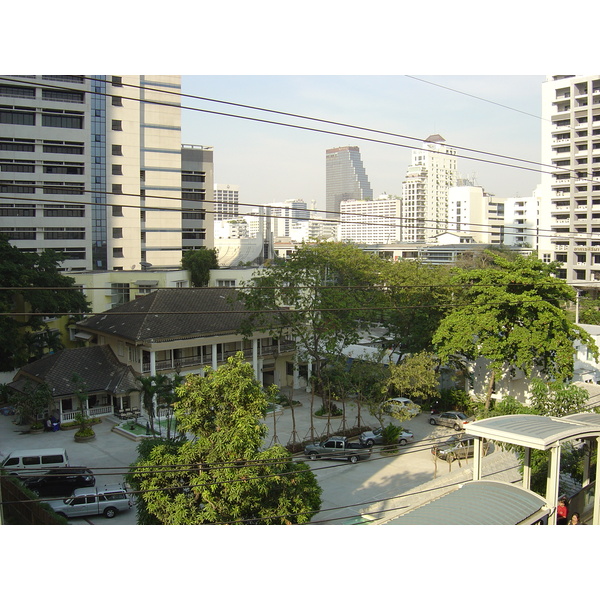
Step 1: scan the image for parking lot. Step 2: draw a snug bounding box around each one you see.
[1,391,521,525]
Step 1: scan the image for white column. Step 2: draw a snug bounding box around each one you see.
[305,359,313,392]
[150,350,156,376]
[472,438,482,481]
[522,447,531,489]
[253,338,259,379]
[293,362,299,390]
[212,344,218,371]
[593,437,600,525]
[546,445,561,526]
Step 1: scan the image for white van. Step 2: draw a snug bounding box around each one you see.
[1,448,69,474]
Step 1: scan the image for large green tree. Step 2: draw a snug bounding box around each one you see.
[0,236,90,371]
[433,252,598,410]
[181,247,219,287]
[129,353,322,524]
[237,241,388,386]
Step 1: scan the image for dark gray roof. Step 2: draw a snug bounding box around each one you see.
[387,481,548,525]
[10,345,138,397]
[77,288,248,343]
[425,134,446,143]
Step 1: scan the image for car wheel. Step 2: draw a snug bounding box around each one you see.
[309,452,319,461]
[429,418,437,426]
[454,424,461,431]
[349,454,359,464]
[399,438,408,446]
[365,439,374,448]
[104,507,118,519]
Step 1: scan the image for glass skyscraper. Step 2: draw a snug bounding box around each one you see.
[325,146,372,219]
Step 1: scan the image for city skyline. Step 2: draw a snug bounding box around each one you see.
[182,75,546,212]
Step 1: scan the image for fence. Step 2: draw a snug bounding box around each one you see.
[0,474,64,525]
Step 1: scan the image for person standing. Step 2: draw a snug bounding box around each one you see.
[557,497,568,525]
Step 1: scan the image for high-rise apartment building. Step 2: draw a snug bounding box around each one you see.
[214,184,239,221]
[540,75,600,282]
[0,75,184,271]
[339,195,401,244]
[447,186,505,245]
[401,134,457,243]
[182,145,214,251]
[267,199,309,238]
[325,146,372,219]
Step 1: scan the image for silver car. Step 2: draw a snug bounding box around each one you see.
[47,484,132,519]
[429,411,473,431]
[359,427,414,447]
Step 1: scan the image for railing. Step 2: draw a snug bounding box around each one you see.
[61,405,114,422]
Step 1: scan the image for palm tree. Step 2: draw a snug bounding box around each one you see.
[133,375,160,436]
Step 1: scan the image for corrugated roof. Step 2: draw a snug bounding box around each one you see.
[464,414,600,450]
[387,481,548,525]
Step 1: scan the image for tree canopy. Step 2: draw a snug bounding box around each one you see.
[181,247,219,287]
[237,242,388,383]
[129,353,322,524]
[433,252,598,408]
[0,236,90,371]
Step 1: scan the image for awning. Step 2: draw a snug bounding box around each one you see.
[74,331,93,341]
[134,280,159,286]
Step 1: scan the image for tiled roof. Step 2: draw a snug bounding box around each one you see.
[77,288,250,342]
[11,345,138,397]
[425,134,446,143]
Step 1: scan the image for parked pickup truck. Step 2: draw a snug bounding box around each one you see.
[303,436,372,464]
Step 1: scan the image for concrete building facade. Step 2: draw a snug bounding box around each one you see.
[540,75,600,283]
[325,146,372,219]
[401,134,458,243]
[0,75,184,271]
[338,195,401,244]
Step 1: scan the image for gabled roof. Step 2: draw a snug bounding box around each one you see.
[77,288,249,343]
[10,345,138,397]
[425,134,446,143]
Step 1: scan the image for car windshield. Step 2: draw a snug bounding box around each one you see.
[456,413,468,420]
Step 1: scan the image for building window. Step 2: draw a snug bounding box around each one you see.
[111,120,122,131]
[41,89,85,103]
[111,283,129,306]
[41,111,84,129]
[112,247,124,258]
[0,108,35,125]
[112,164,122,175]
[0,85,36,99]
[112,76,123,87]
[0,162,35,173]
[112,184,122,194]
[112,144,122,156]
[43,163,84,175]
[43,140,84,154]
[112,227,123,238]
[112,96,123,106]
[43,205,85,217]
[112,206,123,217]
[0,138,35,152]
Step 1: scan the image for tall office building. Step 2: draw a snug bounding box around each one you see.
[401,134,457,243]
[267,199,309,238]
[540,75,600,282]
[182,145,214,251]
[0,75,183,271]
[325,146,372,219]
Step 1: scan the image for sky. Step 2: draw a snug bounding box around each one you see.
[181,75,547,211]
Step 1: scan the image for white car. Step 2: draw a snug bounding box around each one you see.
[359,427,414,447]
[47,484,132,519]
[382,397,420,418]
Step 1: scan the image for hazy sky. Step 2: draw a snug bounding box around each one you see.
[181,75,546,212]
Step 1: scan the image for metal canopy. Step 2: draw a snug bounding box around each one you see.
[387,481,548,525]
[464,414,600,450]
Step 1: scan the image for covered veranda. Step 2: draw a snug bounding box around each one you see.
[387,412,600,525]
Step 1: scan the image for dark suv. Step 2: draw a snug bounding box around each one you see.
[19,467,95,497]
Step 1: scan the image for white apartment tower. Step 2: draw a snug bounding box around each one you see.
[447,186,505,245]
[540,75,600,282]
[214,184,239,221]
[339,195,402,244]
[402,134,458,243]
[0,75,184,271]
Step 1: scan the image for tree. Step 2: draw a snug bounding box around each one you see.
[129,353,322,524]
[0,236,90,371]
[379,260,454,354]
[432,252,598,410]
[237,241,388,390]
[133,374,172,436]
[181,247,219,287]
[385,351,439,402]
[14,380,53,426]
